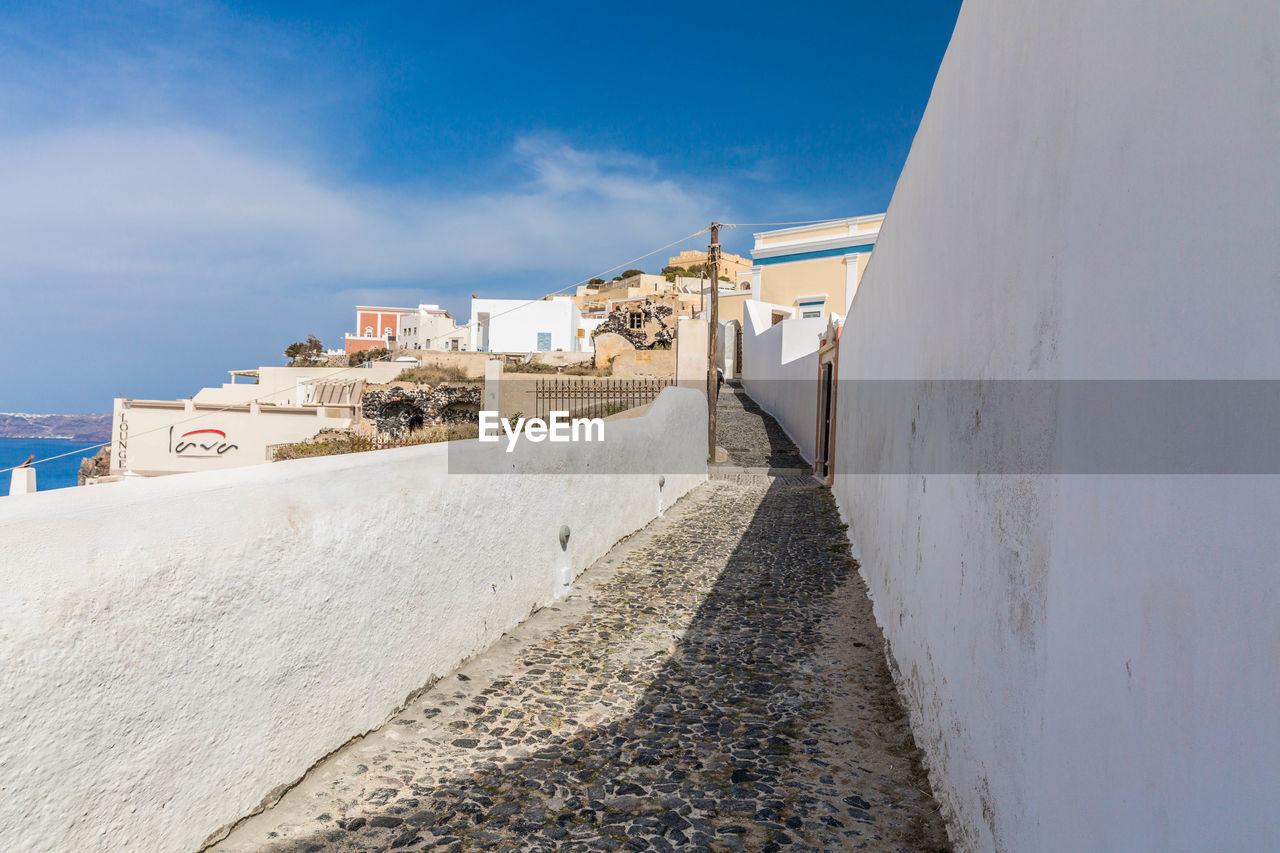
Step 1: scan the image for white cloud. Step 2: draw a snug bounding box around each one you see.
[0,126,719,296]
[0,3,735,412]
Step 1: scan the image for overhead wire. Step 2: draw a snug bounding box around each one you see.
[721,218,847,229]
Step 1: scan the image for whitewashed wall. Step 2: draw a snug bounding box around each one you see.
[193,363,408,406]
[469,297,583,353]
[0,388,706,853]
[740,302,824,462]
[833,1,1280,850]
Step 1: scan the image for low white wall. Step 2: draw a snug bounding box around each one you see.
[833,1,1280,850]
[193,364,407,406]
[111,398,355,477]
[0,388,706,853]
[740,303,824,462]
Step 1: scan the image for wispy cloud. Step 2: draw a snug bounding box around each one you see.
[0,126,718,294]
[0,1,732,410]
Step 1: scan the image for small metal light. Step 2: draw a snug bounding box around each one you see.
[559,524,571,550]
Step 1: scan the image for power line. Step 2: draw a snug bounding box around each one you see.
[459,226,709,330]
[722,219,849,228]
[1,227,713,478]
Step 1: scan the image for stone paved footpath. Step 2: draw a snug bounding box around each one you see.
[209,385,949,853]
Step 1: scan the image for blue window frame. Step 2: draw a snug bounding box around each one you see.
[536,332,552,351]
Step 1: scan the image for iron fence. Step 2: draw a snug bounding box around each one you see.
[533,378,674,421]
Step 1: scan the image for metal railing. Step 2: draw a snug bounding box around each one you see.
[533,378,673,420]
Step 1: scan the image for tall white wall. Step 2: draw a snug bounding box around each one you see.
[740,302,824,462]
[833,2,1280,851]
[0,389,706,853]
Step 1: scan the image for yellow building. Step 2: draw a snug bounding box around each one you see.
[749,213,885,318]
[666,249,752,281]
[568,273,673,313]
[567,272,742,317]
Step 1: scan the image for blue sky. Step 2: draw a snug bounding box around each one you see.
[0,0,961,413]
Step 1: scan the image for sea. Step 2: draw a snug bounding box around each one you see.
[0,437,105,492]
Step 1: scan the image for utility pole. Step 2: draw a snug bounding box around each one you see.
[707,222,721,462]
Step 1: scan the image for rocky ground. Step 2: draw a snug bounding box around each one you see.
[208,385,948,852]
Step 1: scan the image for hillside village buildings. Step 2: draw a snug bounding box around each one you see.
[568,272,718,316]
[467,269,757,354]
[134,217,887,479]
[345,304,469,353]
[339,252,797,360]
[330,217,885,366]
[666,248,752,281]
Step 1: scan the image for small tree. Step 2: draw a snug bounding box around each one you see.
[588,278,606,286]
[286,334,325,365]
[303,334,324,362]
[620,268,646,278]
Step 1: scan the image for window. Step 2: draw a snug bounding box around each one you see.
[364,326,374,336]
[536,332,552,351]
[629,312,644,330]
[798,298,825,320]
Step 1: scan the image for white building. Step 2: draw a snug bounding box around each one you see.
[397,304,467,351]
[468,296,589,353]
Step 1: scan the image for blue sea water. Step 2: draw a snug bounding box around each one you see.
[0,437,105,492]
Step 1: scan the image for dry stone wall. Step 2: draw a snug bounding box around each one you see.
[360,385,481,436]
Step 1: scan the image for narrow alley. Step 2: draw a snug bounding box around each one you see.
[209,385,949,853]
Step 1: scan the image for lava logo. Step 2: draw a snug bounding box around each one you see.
[170,427,239,457]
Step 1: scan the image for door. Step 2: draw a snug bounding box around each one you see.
[818,362,834,478]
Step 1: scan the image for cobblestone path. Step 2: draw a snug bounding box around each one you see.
[209,390,948,853]
[713,383,808,470]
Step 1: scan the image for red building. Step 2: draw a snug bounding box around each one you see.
[344,305,416,354]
